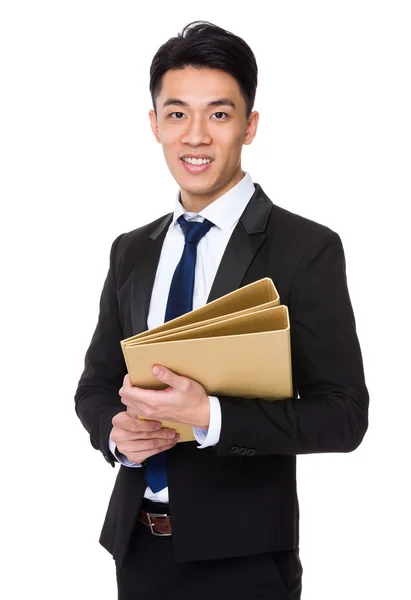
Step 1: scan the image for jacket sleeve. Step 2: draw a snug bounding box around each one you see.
[215,230,369,458]
[74,234,127,467]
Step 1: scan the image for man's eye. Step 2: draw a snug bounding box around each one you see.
[211,112,228,119]
[170,112,186,119]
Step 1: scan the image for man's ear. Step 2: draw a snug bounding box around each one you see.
[149,109,161,143]
[243,110,259,146]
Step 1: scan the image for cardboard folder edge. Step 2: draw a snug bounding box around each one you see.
[121,277,279,344]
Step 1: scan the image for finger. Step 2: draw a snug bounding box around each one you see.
[127,416,165,433]
[120,380,157,405]
[140,428,178,440]
[126,410,163,430]
[130,440,179,464]
[111,427,177,444]
[119,436,179,459]
[119,373,133,397]
[121,434,180,453]
[112,412,162,432]
[152,365,188,392]
[120,428,178,441]
[142,435,180,451]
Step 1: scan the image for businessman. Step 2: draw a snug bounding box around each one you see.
[75,21,369,600]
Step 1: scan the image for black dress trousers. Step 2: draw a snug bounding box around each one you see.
[115,500,303,600]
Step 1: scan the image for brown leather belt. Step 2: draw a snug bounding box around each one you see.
[138,508,172,536]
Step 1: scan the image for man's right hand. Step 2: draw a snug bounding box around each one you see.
[110,411,180,464]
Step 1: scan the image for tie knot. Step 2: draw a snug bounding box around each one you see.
[177,215,215,246]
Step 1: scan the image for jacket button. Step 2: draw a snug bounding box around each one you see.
[230,445,239,454]
[246,448,256,456]
[238,447,248,456]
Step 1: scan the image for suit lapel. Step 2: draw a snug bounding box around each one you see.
[207,184,272,302]
[130,213,173,335]
[130,184,273,334]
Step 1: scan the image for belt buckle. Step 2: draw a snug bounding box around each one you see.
[146,512,172,537]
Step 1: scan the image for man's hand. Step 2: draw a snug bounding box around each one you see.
[119,365,211,429]
[110,411,180,464]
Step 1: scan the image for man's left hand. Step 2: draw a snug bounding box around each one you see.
[119,365,210,429]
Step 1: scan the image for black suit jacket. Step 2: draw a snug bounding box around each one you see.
[75,184,368,567]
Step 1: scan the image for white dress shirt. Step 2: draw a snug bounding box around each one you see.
[109,172,256,502]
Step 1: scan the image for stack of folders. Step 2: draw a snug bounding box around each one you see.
[120,278,292,442]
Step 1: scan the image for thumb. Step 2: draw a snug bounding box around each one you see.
[152,365,180,388]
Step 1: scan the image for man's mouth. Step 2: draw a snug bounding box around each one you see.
[180,155,214,174]
[181,157,213,166]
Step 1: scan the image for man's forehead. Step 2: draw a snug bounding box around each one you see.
[160,67,241,99]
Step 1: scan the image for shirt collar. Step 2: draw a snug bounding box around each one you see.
[170,172,255,232]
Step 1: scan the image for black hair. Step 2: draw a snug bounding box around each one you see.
[149,21,258,117]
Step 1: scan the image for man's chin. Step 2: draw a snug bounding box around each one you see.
[175,176,216,197]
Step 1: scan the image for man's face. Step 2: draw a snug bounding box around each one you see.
[149,66,259,206]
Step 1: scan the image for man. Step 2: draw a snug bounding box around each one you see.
[75,20,368,600]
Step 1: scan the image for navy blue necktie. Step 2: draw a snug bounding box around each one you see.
[144,215,215,493]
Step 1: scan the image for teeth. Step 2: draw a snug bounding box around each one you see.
[182,157,212,165]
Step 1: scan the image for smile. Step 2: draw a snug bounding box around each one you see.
[182,157,213,165]
[180,157,214,174]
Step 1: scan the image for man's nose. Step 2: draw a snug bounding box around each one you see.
[181,117,212,146]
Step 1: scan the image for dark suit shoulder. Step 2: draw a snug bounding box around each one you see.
[253,187,342,292]
[255,184,339,250]
[269,201,337,245]
[269,204,343,288]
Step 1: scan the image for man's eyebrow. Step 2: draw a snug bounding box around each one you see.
[162,97,236,109]
[163,98,189,108]
[207,97,236,109]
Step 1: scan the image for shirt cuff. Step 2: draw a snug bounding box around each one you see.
[109,429,142,468]
[193,396,222,448]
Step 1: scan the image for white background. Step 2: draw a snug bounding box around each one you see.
[1,1,410,598]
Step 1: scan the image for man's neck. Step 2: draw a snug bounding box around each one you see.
[179,169,245,213]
